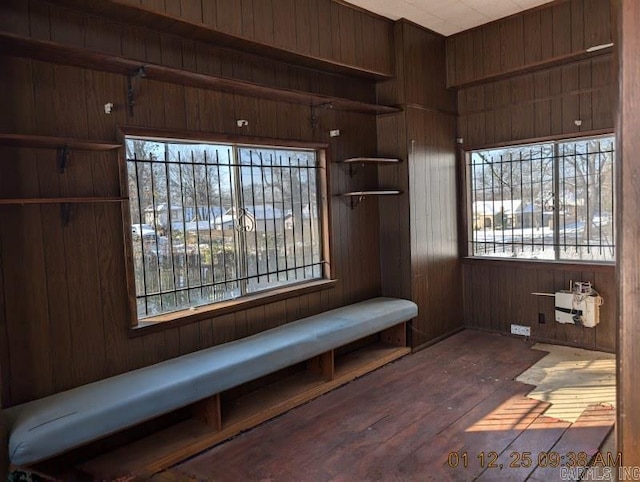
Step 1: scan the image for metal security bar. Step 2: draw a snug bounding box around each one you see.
[125,138,324,319]
[468,135,615,262]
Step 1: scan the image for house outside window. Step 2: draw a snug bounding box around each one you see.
[125,135,328,322]
[468,135,615,262]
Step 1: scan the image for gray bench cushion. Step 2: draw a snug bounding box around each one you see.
[6,297,417,466]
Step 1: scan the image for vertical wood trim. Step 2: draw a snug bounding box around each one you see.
[193,393,222,430]
[318,149,331,280]
[617,0,640,466]
[307,350,334,380]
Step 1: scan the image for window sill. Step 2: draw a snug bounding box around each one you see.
[462,256,615,272]
[130,279,338,336]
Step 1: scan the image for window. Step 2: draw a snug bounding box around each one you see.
[468,135,615,262]
[125,135,327,321]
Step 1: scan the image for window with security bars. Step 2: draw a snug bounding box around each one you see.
[125,136,327,320]
[468,135,615,262]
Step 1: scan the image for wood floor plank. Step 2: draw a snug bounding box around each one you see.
[173,332,547,481]
[150,331,614,482]
[528,403,615,481]
[476,415,571,481]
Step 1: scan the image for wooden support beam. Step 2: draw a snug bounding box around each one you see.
[192,394,221,432]
[616,0,640,467]
[307,350,334,381]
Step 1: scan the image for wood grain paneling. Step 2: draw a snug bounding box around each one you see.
[4,0,379,106]
[377,21,462,349]
[617,0,640,466]
[45,0,395,79]
[407,108,462,347]
[0,0,384,405]
[378,21,455,114]
[457,56,615,149]
[446,0,613,88]
[463,260,616,352]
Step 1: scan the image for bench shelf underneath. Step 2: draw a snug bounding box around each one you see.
[77,337,409,480]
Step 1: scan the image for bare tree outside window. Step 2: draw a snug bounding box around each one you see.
[468,135,614,262]
[125,137,325,320]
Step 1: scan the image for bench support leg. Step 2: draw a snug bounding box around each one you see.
[193,394,222,431]
[308,350,334,381]
[381,322,407,347]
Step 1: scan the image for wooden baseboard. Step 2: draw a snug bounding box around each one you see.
[79,343,410,480]
[411,326,465,353]
[464,325,616,354]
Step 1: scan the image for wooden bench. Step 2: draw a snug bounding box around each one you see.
[5,297,416,478]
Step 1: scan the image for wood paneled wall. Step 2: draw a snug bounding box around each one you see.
[446,0,613,88]
[0,1,383,406]
[1,0,378,104]
[463,261,615,352]
[448,0,617,351]
[377,22,462,349]
[92,0,395,77]
[457,55,614,148]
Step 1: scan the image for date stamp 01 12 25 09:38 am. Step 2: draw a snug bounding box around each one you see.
[447,450,640,480]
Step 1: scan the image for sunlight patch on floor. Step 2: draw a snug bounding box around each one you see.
[515,343,616,423]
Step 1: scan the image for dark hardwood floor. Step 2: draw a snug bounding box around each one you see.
[155,330,615,482]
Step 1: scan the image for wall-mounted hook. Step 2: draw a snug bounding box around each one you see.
[57,146,70,174]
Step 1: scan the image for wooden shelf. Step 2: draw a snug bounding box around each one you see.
[0,32,399,116]
[0,197,127,205]
[449,45,613,89]
[341,157,401,164]
[339,190,402,209]
[339,157,402,176]
[341,190,402,197]
[53,0,392,81]
[0,134,120,151]
[78,342,409,480]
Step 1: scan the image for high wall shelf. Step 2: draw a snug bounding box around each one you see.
[53,0,393,81]
[0,134,121,152]
[0,32,400,116]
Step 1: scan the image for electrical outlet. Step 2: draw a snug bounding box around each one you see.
[511,324,531,336]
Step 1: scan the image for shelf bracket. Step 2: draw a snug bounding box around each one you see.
[60,203,72,226]
[57,145,70,174]
[349,194,365,209]
[127,66,147,117]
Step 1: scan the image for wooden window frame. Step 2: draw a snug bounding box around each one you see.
[460,130,616,267]
[118,126,334,333]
